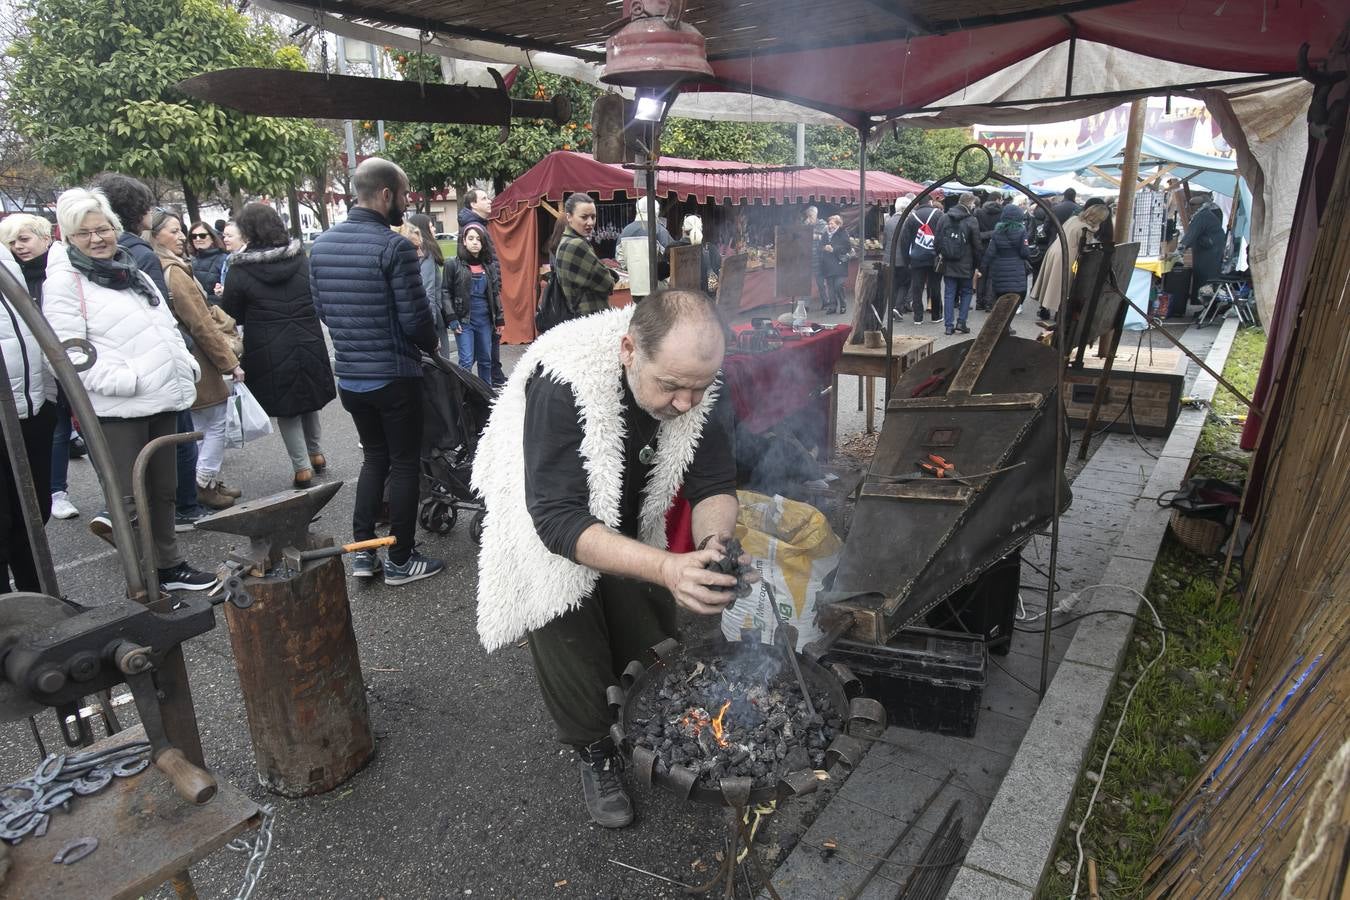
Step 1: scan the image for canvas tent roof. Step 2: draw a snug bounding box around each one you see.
[250,0,1338,122]
[1021,132,1252,202]
[491,151,924,216]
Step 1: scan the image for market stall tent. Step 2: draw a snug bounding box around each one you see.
[489,152,923,344]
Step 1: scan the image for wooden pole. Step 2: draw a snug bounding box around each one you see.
[1114,99,1148,241]
[1095,98,1147,359]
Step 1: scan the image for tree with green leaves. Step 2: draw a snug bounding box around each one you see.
[7,0,335,221]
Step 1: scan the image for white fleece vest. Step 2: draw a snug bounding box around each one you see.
[472,305,719,652]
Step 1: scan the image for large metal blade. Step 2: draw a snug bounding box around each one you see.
[175,68,571,127]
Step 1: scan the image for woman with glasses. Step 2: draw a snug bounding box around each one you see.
[150,209,245,509]
[42,188,216,592]
[188,223,227,299]
[220,203,334,489]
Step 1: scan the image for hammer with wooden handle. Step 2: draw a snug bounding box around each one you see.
[281,536,396,576]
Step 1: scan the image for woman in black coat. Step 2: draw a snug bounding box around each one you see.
[818,214,853,315]
[220,203,335,489]
[979,204,1032,305]
[189,223,228,299]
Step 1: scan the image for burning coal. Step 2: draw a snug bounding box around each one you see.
[629,653,841,790]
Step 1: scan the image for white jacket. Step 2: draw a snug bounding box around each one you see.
[471,305,718,652]
[43,243,198,419]
[1,247,51,419]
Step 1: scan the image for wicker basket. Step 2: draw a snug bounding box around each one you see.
[1169,509,1227,556]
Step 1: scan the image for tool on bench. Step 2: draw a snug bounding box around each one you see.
[281,536,395,577]
[917,453,956,478]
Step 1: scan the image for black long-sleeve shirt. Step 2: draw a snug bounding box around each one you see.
[523,369,737,561]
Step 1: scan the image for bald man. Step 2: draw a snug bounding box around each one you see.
[472,290,751,828]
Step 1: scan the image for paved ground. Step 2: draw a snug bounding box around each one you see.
[0,300,1204,899]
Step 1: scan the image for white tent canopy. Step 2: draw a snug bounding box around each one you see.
[880,38,1310,322]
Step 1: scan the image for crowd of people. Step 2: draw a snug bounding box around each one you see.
[0,161,454,593]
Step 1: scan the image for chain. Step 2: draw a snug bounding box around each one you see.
[314,5,329,76]
[227,803,276,900]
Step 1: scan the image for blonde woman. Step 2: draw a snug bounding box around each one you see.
[149,209,244,508]
[1028,202,1111,318]
[43,188,215,591]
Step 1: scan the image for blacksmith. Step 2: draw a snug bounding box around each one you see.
[473,290,749,828]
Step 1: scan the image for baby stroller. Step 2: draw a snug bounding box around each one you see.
[418,352,495,542]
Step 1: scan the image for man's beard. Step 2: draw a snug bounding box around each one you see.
[388,205,405,227]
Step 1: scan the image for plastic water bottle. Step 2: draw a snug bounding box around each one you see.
[792,298,808,332]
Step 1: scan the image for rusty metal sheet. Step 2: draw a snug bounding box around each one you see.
[668,243,703,290]
[175,69,570,126]
[0,726,259,900]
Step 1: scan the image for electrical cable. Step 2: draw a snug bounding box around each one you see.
[1070,586,1167,900]
[1013,606,1164,634]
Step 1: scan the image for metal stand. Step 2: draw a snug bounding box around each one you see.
[683,805,782,900]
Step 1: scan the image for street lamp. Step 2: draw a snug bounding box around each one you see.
[601,0,714,294]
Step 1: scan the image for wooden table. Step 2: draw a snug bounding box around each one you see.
[826,336,934,459]
[0,725,261,900]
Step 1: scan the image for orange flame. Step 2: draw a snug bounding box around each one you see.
[710,700,731,747]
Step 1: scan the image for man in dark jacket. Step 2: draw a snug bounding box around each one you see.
[898,192,945,324]
[458,189,506,387]
[1178,198,1226,306]
[92,172,207,529]
[935,192,983,335]
[1051,187,1081,225]
[310,157,444,585]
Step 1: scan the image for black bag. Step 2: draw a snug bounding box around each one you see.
[936,219,969,262]
[535,259,576,335]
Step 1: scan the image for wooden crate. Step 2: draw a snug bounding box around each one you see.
[1064,346,1184,437]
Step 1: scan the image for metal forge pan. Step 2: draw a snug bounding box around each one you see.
[608,637,883,808]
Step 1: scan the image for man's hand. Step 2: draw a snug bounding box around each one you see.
[697,533,761,590]
[659,548,738,615]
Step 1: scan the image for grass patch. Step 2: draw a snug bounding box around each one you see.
[1037,324,1267,898]
[1193,325,1266,482]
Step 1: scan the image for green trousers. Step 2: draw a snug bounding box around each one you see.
[527,574,677,748]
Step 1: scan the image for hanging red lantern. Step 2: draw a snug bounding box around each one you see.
[601,0,714,88]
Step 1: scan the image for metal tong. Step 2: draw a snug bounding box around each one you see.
[762,583,816,718]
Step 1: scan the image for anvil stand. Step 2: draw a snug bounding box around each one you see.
[195,482,375,797]
[685,805,783,899]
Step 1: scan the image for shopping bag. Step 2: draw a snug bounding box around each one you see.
[224,383,272,447]
[224,392,245,450]
[721,491,842,651]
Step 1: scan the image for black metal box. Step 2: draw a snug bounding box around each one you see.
[825,627,986,737]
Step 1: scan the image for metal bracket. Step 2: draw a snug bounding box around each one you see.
[825,733,868,771]
[650,637,681,662]
[667,765,699,801]
[717,776,753,808]
[776,768,821,801]
[848,697,887,740]
[630,745,657,789]
[620,659,646,692]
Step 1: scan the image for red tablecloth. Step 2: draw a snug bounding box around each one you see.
[665,323,852,551]
[723,324,852,434]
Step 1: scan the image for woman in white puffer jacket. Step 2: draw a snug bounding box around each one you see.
[1,243,57,592]
[43,188,216,592]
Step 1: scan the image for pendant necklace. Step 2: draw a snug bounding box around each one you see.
[638,438,657,465]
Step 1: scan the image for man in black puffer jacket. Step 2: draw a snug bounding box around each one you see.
[458,189,506,387]
[310,157,443,586]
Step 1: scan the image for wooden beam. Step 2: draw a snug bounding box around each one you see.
[1114,99,1148,241]
[1088,165,1122,187]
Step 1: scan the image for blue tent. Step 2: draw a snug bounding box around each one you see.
[1020,133,1251,239]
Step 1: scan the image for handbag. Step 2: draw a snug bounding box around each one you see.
[535,257,576,335]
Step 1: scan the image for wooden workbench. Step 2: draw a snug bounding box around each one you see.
[0,725,261,900]
[826,335,934,459]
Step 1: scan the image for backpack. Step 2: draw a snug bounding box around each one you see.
[935,215,970,262]
[910,209,938,257]
[534,257,576,335]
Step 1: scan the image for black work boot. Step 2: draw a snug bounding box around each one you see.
[577,740,633,828]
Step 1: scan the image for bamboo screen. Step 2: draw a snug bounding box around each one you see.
[1144,123,1350,898]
